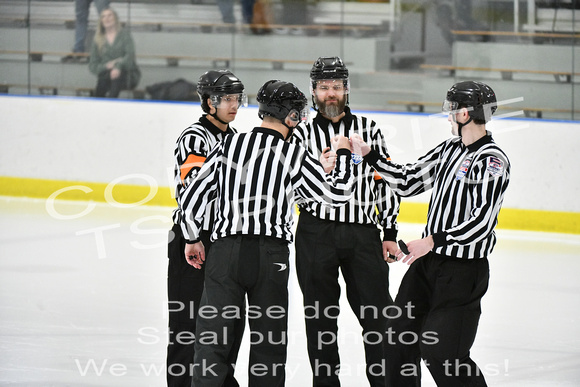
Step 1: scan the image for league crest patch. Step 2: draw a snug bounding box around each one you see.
[487,156,504,177]
[456,158,471,180]
[352,153,363,165]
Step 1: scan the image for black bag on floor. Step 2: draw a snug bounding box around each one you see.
[146,79,199,101]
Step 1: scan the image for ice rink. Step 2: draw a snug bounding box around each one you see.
[1,196,579,386]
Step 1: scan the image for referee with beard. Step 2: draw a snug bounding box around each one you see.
[291,56,400,387]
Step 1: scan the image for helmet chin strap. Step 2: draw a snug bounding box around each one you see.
[283,122,297,140]
[282,113,301,140]
[210,110,228,125]
[311,95,320,113]
[453,115,472,137]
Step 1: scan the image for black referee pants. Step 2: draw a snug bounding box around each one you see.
[385,252,489,387]
[295,211,392,387]
[167,224,243,387]
[192,235,290,387]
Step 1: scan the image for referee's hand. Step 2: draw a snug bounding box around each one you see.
[319,147,337,173]
[332,135,351,151]
[382,240,398,263]
[395,236,434,265]
[350,133,371,157]
[185,241,205,269]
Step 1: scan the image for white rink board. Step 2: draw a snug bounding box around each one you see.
[0,95,579,213]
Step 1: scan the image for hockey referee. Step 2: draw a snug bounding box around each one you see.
[180,80,354,387]
[292,56,400,387]
[351,81,511,387]
[167,70,245,387]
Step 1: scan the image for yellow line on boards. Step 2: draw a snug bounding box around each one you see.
[0,176,175,208]
[1,176,579,234]
[396,202,580,235]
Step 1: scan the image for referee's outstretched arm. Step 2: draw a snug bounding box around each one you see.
[293,145,354,208]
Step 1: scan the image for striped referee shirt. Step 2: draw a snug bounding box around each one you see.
[364,132,510,259]
[172,115,235,231]
[180,127,354,243]
[292,107,400,240]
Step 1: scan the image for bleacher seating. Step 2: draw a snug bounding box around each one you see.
[524,1,580,34]
[0,0,398,105]
[1,0,579,120]
[388,38,580,120]
[0,0,396,36]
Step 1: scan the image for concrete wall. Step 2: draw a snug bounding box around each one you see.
[1,95,579,214]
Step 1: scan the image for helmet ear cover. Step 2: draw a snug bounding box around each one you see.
[287,109,300,123]
[286,106,310,125]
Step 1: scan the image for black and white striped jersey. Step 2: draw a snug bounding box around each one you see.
[292,107,400,240]
[172,115,235,231]
[180,127,354,243]
[364,132,511,259]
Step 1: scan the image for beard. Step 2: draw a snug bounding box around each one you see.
[316,95,347,118]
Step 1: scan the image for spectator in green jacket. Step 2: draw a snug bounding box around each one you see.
[89,7,140,98]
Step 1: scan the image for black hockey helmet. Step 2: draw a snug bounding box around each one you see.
[442,81,497,123]
[257,80,308,125]
[197,70,247,113]
[310,56,349,86]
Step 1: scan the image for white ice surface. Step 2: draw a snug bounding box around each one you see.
[1,196,579,386]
